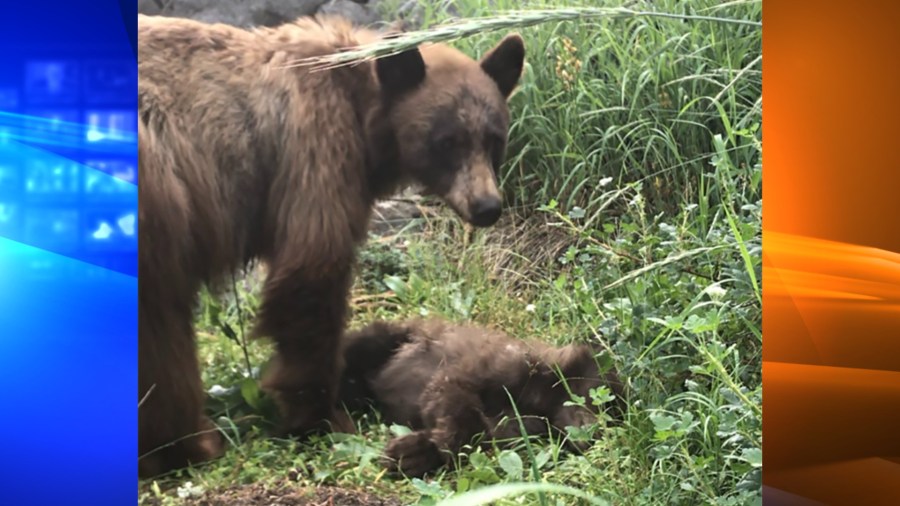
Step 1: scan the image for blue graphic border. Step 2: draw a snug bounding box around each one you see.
[0,2,136,504]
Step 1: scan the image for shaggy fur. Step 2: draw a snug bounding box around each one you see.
[338,319,626,477]
[138,14,525,478]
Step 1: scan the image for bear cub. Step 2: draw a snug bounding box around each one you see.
[337,319,627,477]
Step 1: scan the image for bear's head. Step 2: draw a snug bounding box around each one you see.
[375,33,525,228]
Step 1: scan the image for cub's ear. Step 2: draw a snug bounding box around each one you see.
[557,344,597,377]
[375,46,426,100]
[480,33,525,99]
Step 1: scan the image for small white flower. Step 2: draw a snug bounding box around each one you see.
[704,285,727,300]
[659,223,677,237]
[176,481,205,499]
[599,176,613,187]
[208,385,229,397]
[525,304,536,313]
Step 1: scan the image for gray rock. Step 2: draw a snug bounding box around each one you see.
[138,0,332,28]
[370,195,425,235]
[320,0,382,26]
[137,0,164,16]
[137,0,461,29]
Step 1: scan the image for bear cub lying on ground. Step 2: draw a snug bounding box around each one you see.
[337,319,627,476]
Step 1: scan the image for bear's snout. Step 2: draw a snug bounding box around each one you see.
[469,196,502,227]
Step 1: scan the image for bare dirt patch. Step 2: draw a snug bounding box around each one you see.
[146,483,402,506]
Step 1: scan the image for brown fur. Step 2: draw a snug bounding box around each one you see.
[337,319,627,477]
[138,14,525,478]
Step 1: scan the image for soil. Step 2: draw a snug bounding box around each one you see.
[146,483,402,506]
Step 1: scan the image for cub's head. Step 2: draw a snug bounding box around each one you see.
[375,34,525,227]
[548,342,627,443]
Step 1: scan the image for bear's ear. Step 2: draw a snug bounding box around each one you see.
[480,33,525,99]
[376,47,426,100]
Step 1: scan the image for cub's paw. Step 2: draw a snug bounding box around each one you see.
[381,431,446,478]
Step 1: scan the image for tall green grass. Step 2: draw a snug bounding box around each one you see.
[490,0,761,214]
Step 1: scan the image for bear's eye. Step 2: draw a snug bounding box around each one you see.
[433,135,458,153]
[485,132,505,167]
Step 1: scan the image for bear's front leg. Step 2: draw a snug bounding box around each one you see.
[254,262,356,437]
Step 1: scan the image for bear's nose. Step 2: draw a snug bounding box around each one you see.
[469,197,502,227]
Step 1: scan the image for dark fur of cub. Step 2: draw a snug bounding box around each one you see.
[337,319,626,477]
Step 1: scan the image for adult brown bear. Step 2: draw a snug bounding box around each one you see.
[138,14,525,477]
